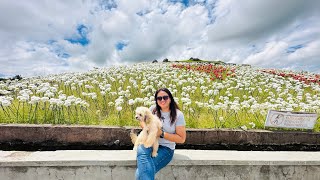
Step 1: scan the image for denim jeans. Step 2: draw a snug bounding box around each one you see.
[135,144,174,180]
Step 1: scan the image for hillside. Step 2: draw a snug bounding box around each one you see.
[0,62,319,131]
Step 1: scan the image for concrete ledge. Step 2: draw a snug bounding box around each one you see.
[1,150,320,179]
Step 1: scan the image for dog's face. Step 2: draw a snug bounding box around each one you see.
[135,107,150,122]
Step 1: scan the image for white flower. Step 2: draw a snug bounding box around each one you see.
[96,110,101,115]
[240,125,247,131]
[0,90,11,95]
[144,101,153,106]
[29,96,41,105]
[82,92,88,96]
[0,99,11,107]
[56,99,64,106]
[116,106,122,111]
[249,122,256,129]
[128,99,134,105]
[213,105,220,111]
[135,98,144,103]
[44,91,54,98]
[213,89,219,95]
[105,84,111,89]
[85,84,93,89]
[260,110,267,116]
[64,100,72,107]
[17,95,29,102]
[41,97,49,102]
[115,97,124,106]
[75,98,82,105]
[110,92,117,96]
[67,95,76,102]
[49,98,58,105]
[59,94,67,101]
[91,93,97,99]
[80,101,89,107]
[181,98,191,105]
[195,101,204,108]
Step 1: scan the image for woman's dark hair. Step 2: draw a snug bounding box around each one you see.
[154,88,180,125]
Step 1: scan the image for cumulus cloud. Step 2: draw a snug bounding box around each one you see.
[0,0,319,77]
[207,0,320,71]
[209,0,318,42]
[243,41,288,66]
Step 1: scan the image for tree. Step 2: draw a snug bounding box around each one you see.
[12,75,23,80]
[163,58,169,62]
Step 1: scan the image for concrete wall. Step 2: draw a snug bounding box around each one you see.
[1,165,319,180]
[0,124,319,150]
[1,150,320,180]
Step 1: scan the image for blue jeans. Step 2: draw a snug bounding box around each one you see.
[135,145,174,180]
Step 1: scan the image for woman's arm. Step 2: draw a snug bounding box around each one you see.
[158,126,186,144]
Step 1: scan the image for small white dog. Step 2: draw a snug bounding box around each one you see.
[130,106,162,157]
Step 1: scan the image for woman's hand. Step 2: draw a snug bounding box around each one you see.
[158,126,186,143]
[157,128,162,137]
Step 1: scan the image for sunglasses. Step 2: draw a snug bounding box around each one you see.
[157,95,169,101]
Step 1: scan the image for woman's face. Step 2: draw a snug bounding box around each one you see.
[156,90,171,110]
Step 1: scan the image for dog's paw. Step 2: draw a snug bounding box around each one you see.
[151,152,158,157]
[130,131,135,137]
[130,130,136,137]
[130,131,138,144]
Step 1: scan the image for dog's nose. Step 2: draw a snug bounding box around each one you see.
[135,116,138,119]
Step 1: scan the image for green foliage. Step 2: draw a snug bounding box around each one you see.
[0,62,319,132]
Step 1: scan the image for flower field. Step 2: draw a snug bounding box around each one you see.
[0,62,319,131]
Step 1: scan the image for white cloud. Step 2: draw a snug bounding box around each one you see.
[288,41,320,61]
[0,0,319,77]
[243,41,288,66]
[205,0,320,71]
[116,2,209,62]
[0,41,68,76]
[208,0,319,42]
[0,1,93,42]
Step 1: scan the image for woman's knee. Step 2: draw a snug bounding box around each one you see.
[137,145,151,156]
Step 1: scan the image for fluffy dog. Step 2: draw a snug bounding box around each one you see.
[130,106,162,157]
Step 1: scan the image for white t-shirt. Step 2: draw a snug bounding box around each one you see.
[150,105,186,150]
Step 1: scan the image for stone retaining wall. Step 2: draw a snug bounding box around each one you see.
[0,124,319,150]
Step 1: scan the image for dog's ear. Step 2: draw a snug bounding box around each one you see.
[144,109,153,122]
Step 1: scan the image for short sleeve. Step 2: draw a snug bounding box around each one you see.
[149,105,156,114]
[176,110,186,126]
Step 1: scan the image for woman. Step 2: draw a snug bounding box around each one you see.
[135,88,186,180]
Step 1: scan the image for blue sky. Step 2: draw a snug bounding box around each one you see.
[0,0,319,77]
